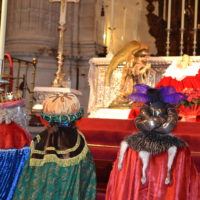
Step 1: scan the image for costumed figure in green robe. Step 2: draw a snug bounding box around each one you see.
[13,92,96,200]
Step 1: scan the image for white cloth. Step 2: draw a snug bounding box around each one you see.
[164,61,200,81]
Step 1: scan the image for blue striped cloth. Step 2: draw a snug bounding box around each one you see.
[0,147,30,200]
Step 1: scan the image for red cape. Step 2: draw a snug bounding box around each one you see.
[106,146,199,200]
[0,122,31,149]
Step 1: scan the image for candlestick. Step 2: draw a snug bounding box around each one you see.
[0,0,8,76]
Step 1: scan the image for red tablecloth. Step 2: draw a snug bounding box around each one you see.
[76,118,200,152]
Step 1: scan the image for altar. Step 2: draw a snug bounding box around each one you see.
[88,56,200,119]
[85,55,200,199]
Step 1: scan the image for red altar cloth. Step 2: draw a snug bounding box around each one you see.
[76,118,200,152]
[106,146,199,200]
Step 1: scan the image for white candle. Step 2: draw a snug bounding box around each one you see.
[167,0,171,29]
[104,6,108,46]
[102,16,105,44]
[194,0,198,29]
[122,7,127,40]
[0,0,8,61]
[163,0,166,21]
[59,0,67,26]
[181,0,185,29]
[110,0,114,27]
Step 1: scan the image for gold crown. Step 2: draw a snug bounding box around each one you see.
[0,91,22,103]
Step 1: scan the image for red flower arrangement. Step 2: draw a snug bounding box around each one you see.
[177,88,200,118]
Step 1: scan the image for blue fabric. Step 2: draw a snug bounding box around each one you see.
[0,147,30,200]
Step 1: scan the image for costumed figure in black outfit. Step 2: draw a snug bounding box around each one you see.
[118,84,187,185]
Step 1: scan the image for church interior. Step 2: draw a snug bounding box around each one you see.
[0,0,200,199]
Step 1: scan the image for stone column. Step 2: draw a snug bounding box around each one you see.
[6,0,59,56]
[5,0,62,90]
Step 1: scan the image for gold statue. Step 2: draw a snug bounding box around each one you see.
[176,54,192,69]
[105,41,151,107]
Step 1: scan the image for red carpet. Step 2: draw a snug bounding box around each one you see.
[76,118,200,199]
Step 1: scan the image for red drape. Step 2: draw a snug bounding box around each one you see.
[155,76,200,93]
[106,146,199,200]
[0,122,31,149]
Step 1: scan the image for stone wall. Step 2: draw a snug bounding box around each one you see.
[4,0,156,112]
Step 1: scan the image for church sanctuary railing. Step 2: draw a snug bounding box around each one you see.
[2,54,37,111]
[146,0,199,56]
[88,56,200,113]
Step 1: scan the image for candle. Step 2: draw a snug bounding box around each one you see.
[102,16,105,45]
[59,0,67,26]
[104,6,108,46]
[0,0,8,61]
[163,0,166,21]
[122,7,127,40]
[110,0,114,27]
[194,0,198,29]
[181,0,185,30]
[167,0,171,29]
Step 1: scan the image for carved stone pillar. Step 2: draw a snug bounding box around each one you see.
[5,0,59,56]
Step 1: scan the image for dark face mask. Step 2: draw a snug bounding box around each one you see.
[147,88,163,103]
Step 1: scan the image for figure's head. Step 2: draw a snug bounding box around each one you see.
[134,48,150,65]
[146,88,163,103]
[182,54,190,62]
[181,54,192,67]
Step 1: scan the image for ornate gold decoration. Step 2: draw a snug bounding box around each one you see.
[105,40,151,107]
[30,131,89,167]
[31,134,81,155]
[105,40,148,86]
